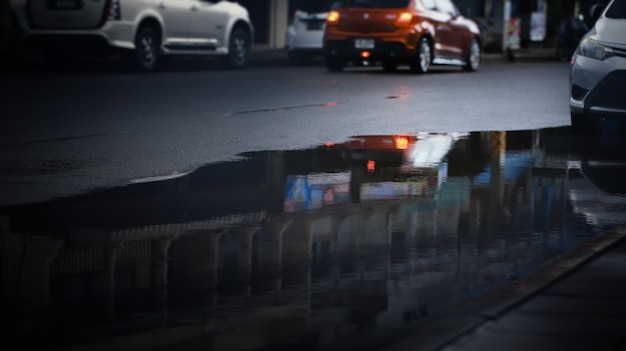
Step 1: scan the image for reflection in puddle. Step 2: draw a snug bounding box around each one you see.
[2,128,625,350]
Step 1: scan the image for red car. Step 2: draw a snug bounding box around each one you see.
[323,0,481,73]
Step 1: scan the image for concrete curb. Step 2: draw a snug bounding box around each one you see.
[0,46,560,70]
[380,226,626,351]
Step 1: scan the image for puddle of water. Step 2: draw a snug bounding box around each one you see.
[1,128,625,351]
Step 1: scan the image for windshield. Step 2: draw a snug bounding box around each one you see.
[337,0,411,8]
[605,0,626,19]
[293,0,337,13]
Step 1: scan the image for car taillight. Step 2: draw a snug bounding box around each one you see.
[108,0,121,20]
[395,136,409,150]
[395,12,413,28]
[327,10,340,25]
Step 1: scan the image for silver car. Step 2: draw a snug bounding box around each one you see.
[285,0,337,64]
[569,0,626,132]
[12,0,254,70]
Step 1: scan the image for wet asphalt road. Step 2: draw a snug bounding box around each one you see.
[1,59,570,206]
[5,58,625,351]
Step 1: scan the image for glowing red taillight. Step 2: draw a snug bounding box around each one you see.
[367,160,376,173]
[395,136,409,150]
[395,12,413,27]
[327,10,340,25]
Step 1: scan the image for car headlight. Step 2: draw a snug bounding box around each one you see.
[576,37,614,61]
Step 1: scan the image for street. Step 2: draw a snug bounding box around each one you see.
[1,59,571,206]
[4,58,625,351]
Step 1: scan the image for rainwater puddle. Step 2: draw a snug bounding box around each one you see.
[2,128,626,351]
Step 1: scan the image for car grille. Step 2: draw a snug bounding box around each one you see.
[303,19,325,30]
[614,47,626,58]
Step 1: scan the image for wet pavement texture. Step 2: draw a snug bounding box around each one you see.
[2,127,626,351]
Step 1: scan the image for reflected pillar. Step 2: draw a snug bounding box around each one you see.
[283,219,314,287]
[258,220,292,290]
[104,240,125,332]
[153,235,178,322]
[488,131,506,237]
[238,226,261,296]
[0,222,62,337]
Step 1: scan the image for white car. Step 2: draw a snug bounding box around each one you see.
[569,0,626,132]
[12,0,254,70]
[285,1,337,64]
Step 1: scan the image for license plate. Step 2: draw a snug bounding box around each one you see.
[306,21,324,30]
[355,38,375,49]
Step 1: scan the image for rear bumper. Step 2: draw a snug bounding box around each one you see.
[324,39,413,61]
[285,25,325,51]
[14,4,135,54]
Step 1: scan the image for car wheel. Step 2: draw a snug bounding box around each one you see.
[382,60,398,72]
[134,25,160,71]
[223,28,250,69]
[410,37,431,73]
[325,55,345,71]
[463,38,480,72]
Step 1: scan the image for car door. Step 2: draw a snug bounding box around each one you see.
[188,0,231,50]
[433,0,465,59]
[157,0,193,49]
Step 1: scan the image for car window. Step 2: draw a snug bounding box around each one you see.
[421,0,436,10]
[294,0,337,13]
[605,0,626,19]
[336,0,411,9]
[435,0,458,16]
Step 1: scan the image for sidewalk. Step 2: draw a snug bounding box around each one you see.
[0,44,558,70]
[382,225,626,351]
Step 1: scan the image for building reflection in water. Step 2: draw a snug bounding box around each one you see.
[1,128,625,351]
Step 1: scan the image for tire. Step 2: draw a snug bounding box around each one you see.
[382,60,398,72]
[325,55,345,71]
[133,25,160,71]
[410,37,431,73]
[463,38,480,72]
[223,28,250,69]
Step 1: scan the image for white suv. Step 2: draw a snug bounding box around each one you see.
[12,0,254,70]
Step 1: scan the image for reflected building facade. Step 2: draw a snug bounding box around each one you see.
[2,129,621,351]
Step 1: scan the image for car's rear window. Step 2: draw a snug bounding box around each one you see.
[294,0,337,13]
[336,0,411,9]
[605,0,626,19]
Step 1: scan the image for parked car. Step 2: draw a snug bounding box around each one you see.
[285,0,338,64]
[322,0,481,73]
[12,0,254,70]
[569,0,626,132]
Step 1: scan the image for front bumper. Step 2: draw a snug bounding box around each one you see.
[569,52,626,116]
